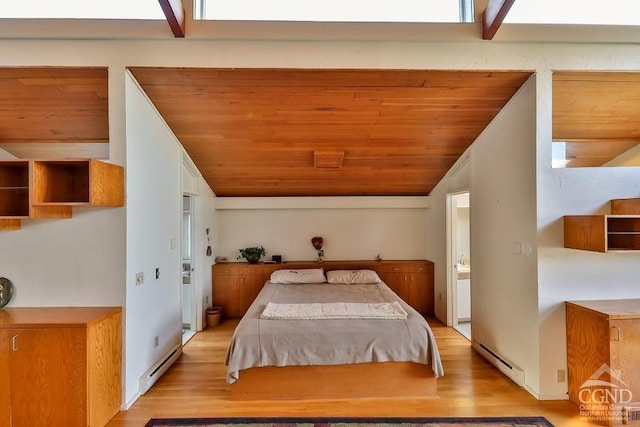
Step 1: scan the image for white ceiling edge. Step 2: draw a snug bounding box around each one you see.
[1,18,639,44]
[215,196,431,210]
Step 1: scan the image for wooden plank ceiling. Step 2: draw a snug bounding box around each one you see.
[0,67,109,159]
[130,68,531,197]
[553,71,640,167]
[2,67,638,194]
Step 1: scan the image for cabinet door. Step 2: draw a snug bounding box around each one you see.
[384,272,410,304]
[610,318,640,400]
[0,330,10,427]
[408,271,433,315]
[10,328,87,427]
[213,274,240,318]
[239,274,265,314]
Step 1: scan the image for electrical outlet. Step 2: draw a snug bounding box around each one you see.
[205,296,209,304]
[135,272,144,285]
[154,335,159,348]
[155,268,160,279]
[557,369,566,382]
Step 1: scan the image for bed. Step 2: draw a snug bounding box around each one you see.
[225,267,444,400]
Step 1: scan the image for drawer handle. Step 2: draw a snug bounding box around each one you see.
[611,326,621,341]
[11,334,19,351]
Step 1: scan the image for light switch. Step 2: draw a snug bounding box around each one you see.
[512,242,521,255]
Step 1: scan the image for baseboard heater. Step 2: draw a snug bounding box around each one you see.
[139,343,182,395]
[472,340,525,386]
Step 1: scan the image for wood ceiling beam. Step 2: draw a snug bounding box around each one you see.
[158,0,185,38]
[482,0,516,40]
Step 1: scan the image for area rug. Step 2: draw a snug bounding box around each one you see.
[145,416,554,427]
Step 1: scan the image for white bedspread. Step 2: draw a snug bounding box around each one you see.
[260,301,408,320]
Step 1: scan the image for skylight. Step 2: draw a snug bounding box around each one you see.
[0,0,165,19]
[505,0,640,25]
[195,0,474,23]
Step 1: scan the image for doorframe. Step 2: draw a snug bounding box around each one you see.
[446,190,470,327]
[181,193,198,333]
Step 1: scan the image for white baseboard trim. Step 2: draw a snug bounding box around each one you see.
[523,384,569,401]
[124,391,142,410]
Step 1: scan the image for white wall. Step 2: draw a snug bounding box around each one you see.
[470,76,539,394]
[217,205,429,262]
[124,72,219,405]
[124,73,183,405]
[535,71,640,399]
[0,207,125,306]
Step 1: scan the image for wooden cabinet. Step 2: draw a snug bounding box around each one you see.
[382,261,434,315]
[564,198,640,252]
[212,260,435,318]
[0,159,124,231]
[566,300,640,425]
[213,264,264,318]
[0,307,122,427]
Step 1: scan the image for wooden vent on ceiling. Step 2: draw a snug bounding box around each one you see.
[314,150,344,169]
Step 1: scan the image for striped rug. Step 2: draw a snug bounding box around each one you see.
[145,416,554,427]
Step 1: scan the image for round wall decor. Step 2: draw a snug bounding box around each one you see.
[0,277,13,308]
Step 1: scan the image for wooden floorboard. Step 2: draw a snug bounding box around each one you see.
[106,318,592,427]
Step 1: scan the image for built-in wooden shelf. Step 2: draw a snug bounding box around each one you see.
[564,198,640,252]
[0,159,124,231]
[0,161,30,218]
[611,198,640,215]
[32,159,123,206]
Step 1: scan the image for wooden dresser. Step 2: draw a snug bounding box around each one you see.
[566,299,640,425]
[0,307,122,427]
[213,260,434,318]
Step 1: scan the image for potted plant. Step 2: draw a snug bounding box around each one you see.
[237,246,266,264]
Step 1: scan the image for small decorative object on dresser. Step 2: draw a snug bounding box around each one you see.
[237,246,266,264]
[311,236,324,262]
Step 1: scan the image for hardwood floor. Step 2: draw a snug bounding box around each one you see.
[106,319,593,427]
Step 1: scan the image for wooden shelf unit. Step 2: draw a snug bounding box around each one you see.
[0,307,122,427]
[0,159,124,231]
[213,259,435,318]
[563,198,640,252]
[32,159,123,206]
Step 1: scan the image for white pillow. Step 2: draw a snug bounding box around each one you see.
[270,268,326,284]
[326,269,382,284]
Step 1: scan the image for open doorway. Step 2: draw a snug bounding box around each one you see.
[448,191,471,340]
[181,194,196,344]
